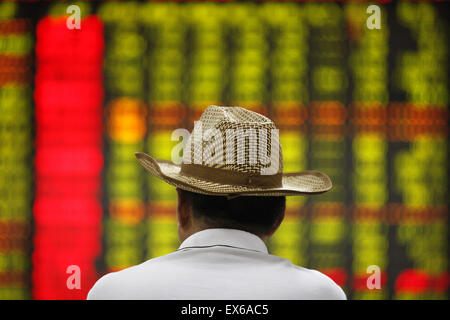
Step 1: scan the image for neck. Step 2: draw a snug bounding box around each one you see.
[180,223,267,243]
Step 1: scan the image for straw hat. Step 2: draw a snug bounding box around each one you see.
[135,105,332,198]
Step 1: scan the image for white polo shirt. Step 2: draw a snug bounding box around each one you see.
[87,228,346,300]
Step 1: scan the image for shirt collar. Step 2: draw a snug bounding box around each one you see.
[178,228,268,254]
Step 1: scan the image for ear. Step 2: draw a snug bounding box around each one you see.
[176,188,191,228]
[266,209,285,237]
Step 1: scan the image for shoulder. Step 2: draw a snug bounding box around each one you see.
[87,253,177,300]
[293,265,347,300]
[269,255,346,300]
[87,271,119,300]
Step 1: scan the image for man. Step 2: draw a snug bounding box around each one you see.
[87,106,346,300]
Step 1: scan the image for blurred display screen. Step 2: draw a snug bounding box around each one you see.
[0,1,448,300]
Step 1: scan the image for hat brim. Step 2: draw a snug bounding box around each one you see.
[135,152,332,197]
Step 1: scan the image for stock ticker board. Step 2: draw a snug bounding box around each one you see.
[0,1,448,300]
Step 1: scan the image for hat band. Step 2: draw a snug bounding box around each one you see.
[180,164,283,188]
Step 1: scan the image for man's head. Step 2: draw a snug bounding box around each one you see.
[176,188,286,242]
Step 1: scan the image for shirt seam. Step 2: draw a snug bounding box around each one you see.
[176,244,266,254]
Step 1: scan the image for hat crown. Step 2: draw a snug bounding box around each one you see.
[182,105,283,176]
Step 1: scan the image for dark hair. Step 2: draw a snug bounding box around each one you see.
[179,189,286,236]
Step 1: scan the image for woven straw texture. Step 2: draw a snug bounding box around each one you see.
[136,105,332,197]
